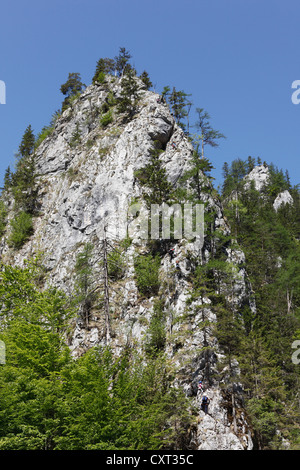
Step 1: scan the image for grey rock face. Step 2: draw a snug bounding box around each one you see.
[273,189,294,211]
[2,78,253,450]
[244,165,269,191]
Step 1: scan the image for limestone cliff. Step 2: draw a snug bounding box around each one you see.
[1,77,254,450]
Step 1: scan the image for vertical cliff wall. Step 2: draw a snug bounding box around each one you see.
[0,77,254,450]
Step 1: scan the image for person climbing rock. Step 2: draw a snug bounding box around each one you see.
[201,395,210,414]
[168,248,175,260]
[198,380,203,393]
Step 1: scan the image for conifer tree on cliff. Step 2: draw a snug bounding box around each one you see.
[194,108,225,159]
[12,125,37,213]
[92,58,115,83]
[114,47,134,77]
[117,68,140,119]
[60,73,85,112]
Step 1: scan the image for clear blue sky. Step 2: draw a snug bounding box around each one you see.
[1,0,300,190]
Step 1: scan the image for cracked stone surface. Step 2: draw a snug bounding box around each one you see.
[1,77,254,450]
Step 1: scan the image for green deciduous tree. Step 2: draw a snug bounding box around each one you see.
[0,259,191,450]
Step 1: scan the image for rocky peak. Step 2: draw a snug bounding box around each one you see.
[1,76,254,450]
[273,189,294,211]
[244,164,269,191]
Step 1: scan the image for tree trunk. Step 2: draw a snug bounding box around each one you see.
[103,227,111,344]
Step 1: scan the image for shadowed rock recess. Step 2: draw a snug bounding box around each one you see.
[1,77,255,450]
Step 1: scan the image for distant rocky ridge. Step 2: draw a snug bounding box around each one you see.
[228,163,294,212]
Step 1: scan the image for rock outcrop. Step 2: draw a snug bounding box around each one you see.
[273,189,294,212]
[244,164,269,191]
[0,77,254,450]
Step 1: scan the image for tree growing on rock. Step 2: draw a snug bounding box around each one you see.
[194,108,225,159]
[11,125,38,214]
[92,57,116,83]
[117,68,141,119]
[74,243,98,327]
[168,87,191,132]
[60,73,85,112]
[134,141,173,207]
[139,70,153,90]
[114,47,133,77]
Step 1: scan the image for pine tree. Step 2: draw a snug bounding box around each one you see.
[139,70,153,90]
[221,158,248,197]
[161,86,170,102]
[18,124,35,158]
[220,156,300,448]
[168,87,191,132]
[92,57,115,83]
[3,166,12,191]
[134,142,173,207]
[194,108,225,159]
[114,47,132,77]
[117,69,140,119]
[177,148,214,203]
[12,125,37,213]
[246,156,256,173]
[60,73,85,112]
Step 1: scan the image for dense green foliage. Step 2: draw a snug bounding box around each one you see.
[219,157,300,449]
[8,211,33,249]
[100,109,113,127]
[0,260,192,450]
[134,142,173,207]
[145,298,167,356]
[1,125,38,250]
[134,253,161,297]
[107,244,126,281]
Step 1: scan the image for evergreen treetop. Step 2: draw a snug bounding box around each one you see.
[60,73,85,112]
